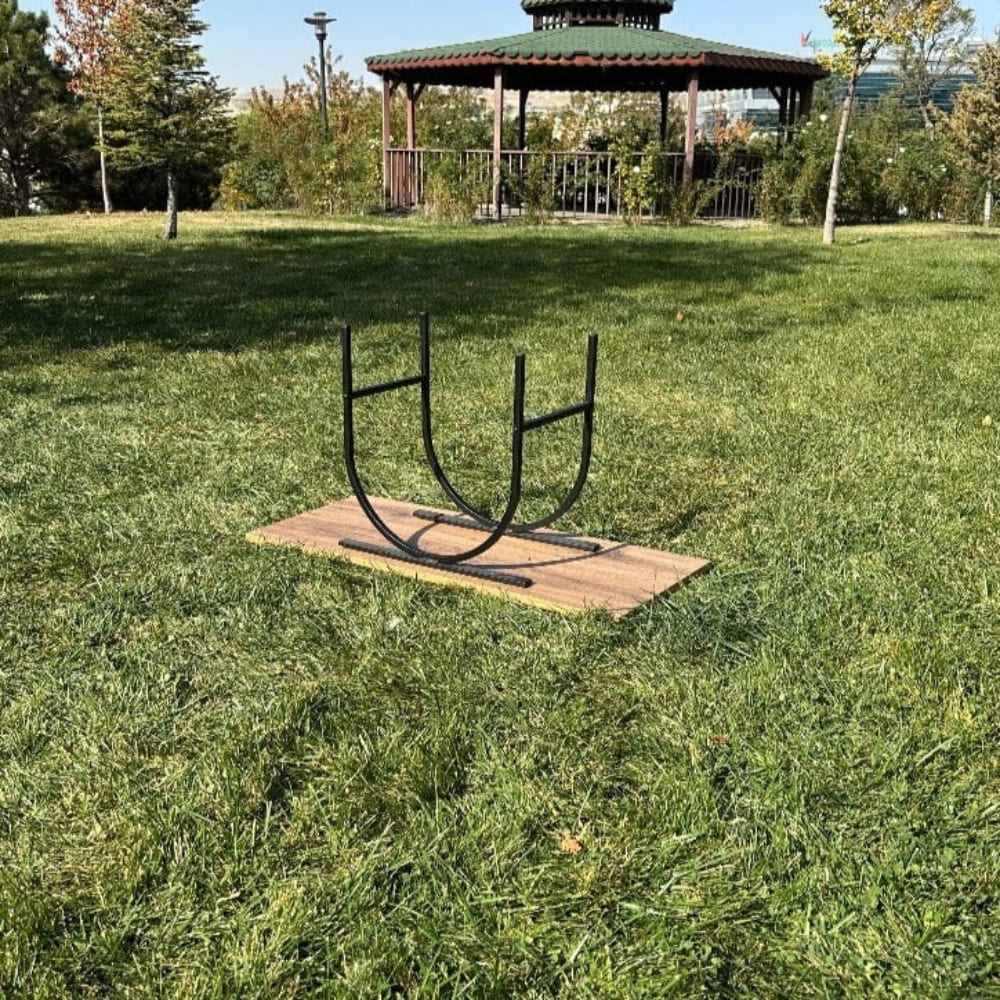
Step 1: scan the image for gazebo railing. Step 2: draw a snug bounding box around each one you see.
[502,150,669,220]
[386,148,765,221]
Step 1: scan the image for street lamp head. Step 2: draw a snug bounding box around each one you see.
[305,10,335,41]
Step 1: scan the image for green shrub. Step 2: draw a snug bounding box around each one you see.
[616,153,653,223]
[759,155,796,225]
[219,66,382,215]
[942,167,990,224]
[880,132,952,221]
[514,153,556,224]
[792,116,882,224]
[659,178,705,226]
[423,154,481,223]
[219,154,290,211]
[305,135,383,216]
[759,94,989,227]
[613,140,671,223]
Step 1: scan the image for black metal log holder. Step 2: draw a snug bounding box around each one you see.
[340,313,599,590]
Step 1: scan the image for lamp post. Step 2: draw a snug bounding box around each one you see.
[305,10,335,140]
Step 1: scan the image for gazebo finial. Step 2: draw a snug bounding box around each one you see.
[522,0,674,32]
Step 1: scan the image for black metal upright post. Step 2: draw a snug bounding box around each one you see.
[305,11,335,140]
[337,316,602,588]
[318,40,328,140]
[418,313,599,542]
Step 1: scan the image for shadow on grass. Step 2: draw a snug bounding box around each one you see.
[2,224,816,358]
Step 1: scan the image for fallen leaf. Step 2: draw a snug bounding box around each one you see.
[559,835,585,856]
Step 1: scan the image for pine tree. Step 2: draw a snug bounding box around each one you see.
[0,1,65,216]
[950,40,1000,226]
[105,0,232,239]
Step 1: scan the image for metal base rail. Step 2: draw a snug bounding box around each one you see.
[339,315,599,588]
[340,539,535,589]
[411,510,601,555]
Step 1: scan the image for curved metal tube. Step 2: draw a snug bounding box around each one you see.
[419,313,597,534]
[342,325,526,565]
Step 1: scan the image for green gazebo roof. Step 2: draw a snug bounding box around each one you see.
[367,26,826,91]
[368,27,821,72]
[367,0,825,92]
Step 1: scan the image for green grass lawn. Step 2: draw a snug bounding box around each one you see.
[2,212,999,998]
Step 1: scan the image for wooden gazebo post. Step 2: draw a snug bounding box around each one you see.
[382,79,394,207]
[684,71,699,185]
[404,83,426,208]
[799,82,815,121]
[493,68,505,219]
[406,83,420,148]
[659,90,670,144]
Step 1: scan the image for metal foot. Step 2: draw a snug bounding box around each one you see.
[340,538,534,589]
[412,510,602,554]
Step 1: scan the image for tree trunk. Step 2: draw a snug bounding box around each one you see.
[97,105,113,215]
[823,70,859,246]
[985,189,994,227]
[164,172,179,240]
[10,169,31,216]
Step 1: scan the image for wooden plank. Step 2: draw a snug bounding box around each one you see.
[248,498,711,618]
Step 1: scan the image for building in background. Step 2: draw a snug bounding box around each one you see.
[699,39,987,131]
[849,43,984,111]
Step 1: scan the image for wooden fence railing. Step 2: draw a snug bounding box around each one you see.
[385,148,765,221]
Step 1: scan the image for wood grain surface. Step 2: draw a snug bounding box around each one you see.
[249,497,711,617]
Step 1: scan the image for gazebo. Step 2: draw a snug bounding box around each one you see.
[367,1,828,218]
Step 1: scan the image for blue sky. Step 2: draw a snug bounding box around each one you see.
[23,0,1000,90]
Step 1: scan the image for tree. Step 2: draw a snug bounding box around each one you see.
[53,0,130,214]
[104,0,232,239]
[950,39,1000,225]
[0,1,65,215]
[820,0,953,244]
[896,1,975,128]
